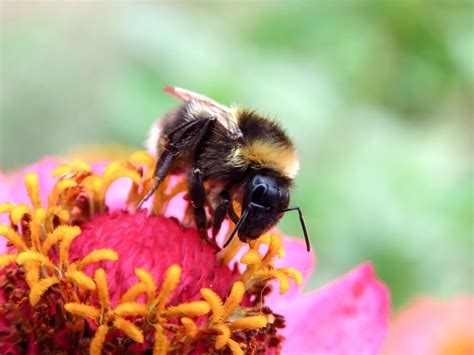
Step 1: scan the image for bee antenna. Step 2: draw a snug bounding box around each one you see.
[281,205,311,252]
[223,207,250,249]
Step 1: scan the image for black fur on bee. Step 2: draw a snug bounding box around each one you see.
[140,87,310,252]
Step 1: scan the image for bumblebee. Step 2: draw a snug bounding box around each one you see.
[141,87,310,251]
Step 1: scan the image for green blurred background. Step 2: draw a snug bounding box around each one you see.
[1,2,472,309]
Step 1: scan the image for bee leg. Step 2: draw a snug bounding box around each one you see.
[212,190,239,238]
[212,191,231,238]
[137,150,174,208]
[138,117,215,208]
[188,168,219,251]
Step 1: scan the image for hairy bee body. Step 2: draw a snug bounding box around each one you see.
[143,87,309,251]
[148,103,299,184]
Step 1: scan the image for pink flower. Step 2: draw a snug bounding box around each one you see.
[383,296,474,355]
[1,156,390,354]
[269,259,389,354]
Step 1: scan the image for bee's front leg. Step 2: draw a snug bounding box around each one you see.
[188,168,219,251]
[138,116,215,209]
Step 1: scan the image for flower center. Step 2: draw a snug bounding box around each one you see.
[72,210,238,305]
[0,151,303,354]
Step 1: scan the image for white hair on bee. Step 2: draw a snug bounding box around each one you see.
[145,121,161,156]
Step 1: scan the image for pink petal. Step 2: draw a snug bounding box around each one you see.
[277,236,315,282]
[105,177,133,212]
[1,158,62,254]
[0,173,11,222]
[383,296,474,355]
[3,157,63,206]
[276,262,390,355]
[90,162,130,211]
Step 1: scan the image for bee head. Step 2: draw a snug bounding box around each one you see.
[237,174,290,241]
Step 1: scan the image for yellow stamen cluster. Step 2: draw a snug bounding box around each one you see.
[221,231,303,296]
[0,175,118,306]
[0,151,304,354]
[52,159,143,215]
[65,264,265,355]
[200,281,268,354]
[66,267,147,354]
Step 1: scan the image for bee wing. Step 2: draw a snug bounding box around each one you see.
[164,86,242,139]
